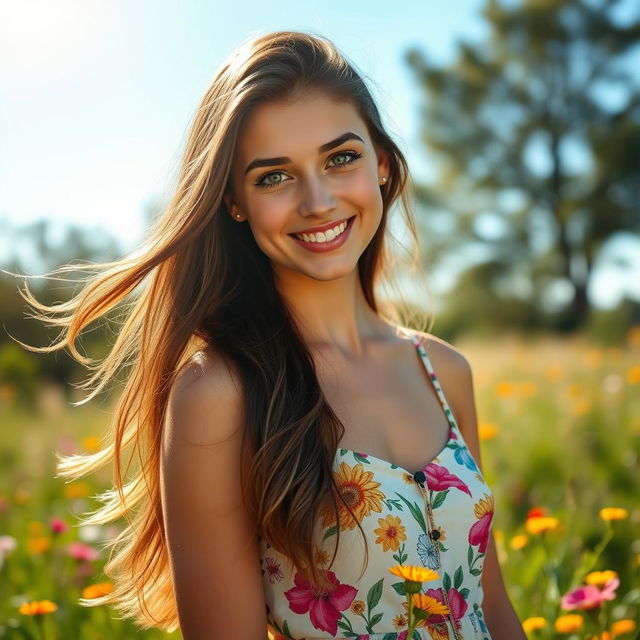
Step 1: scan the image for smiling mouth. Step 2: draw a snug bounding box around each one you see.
[289,215,356,243]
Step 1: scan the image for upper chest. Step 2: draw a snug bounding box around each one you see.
[313,337,457,472]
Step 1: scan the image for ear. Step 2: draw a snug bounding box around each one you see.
[223,191,238,219]
[376,148,391,184]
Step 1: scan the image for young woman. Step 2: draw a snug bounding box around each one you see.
[21,31,525,640]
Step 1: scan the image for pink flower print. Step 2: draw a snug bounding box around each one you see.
[265,556,284,583]
[284,569,357,636]
[561,577,620,610]
[468,494,495,553]
[468,514,493,553]
[424,587,468,623]
[424,464,471,496]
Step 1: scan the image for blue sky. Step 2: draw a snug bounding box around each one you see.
[1,0,638,308]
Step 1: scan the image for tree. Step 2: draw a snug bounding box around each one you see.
[406,0,640,331]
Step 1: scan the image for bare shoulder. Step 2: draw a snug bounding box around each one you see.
[167,346,245,447]
[410,330,476,439]
[411,329,472,382]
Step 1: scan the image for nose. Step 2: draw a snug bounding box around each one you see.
[298,173,337,217]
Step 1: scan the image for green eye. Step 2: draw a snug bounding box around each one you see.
[254,150,363,190]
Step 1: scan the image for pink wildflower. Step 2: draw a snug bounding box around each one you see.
[50,517,67,535]
[561,578,620,610]
[67,541,99,562]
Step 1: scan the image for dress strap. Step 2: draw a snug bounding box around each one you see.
[401,328,459,431]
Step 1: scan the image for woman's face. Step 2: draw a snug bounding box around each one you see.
[224,89,390,282]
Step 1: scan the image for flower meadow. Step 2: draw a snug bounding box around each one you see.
[1,331,638,639]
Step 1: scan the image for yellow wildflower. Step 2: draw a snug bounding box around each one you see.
[525,516,559,535]
[611,619,636,637]
[388,565,439,583]
[412,593,449,616]
[599,507,628,521]
[554,614,583,633]
[81,435,102,453]
[27,537,51,554]
[509,534,529,550]
[522,616,547,632]
[494,381,516,398]
[626,366,640,385]
[478,422,498,441]
[82,582,114,599]
[64,481,91,499]
[585,570,618,586]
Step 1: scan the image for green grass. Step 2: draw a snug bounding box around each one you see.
[1,332,638,639]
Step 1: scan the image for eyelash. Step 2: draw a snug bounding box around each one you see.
[254,150,363,190]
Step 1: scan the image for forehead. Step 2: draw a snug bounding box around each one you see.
[235,91,368,162]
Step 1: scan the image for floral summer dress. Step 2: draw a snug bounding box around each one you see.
[260,328,494,640]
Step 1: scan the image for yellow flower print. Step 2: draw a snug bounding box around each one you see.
[350,599,366,615]
[402,472,415,485]
[393,613,408,629]
[474,494,494,519]
[374,515,407,552]
[432,525,446,542]
[425,622,451,639]
[322,462,385,531]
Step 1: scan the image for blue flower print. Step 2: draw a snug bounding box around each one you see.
[416,533,439,569]
[454,446,479,472]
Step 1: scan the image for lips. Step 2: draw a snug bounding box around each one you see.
[289,215,356,253]
[288,216,354,236]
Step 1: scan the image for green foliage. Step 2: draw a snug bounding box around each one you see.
[407,0,640,331]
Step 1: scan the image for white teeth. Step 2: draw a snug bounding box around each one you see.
[295,220,348,243]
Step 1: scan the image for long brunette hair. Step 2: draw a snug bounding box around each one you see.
[16,30,430,631]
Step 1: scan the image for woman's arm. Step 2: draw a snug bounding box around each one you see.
[161,352,268,640]
[428,338,526,640]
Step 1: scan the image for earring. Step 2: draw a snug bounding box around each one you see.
[380,176,387,184]
[235,213,241,219]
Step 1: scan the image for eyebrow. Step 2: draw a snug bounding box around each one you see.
[243,131,365,176]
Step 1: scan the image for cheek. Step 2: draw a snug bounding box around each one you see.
[246,195,291,234]
[345,170,382,211]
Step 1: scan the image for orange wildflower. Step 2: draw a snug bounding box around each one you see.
[554,614,583,632]
[18,600,58,615]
